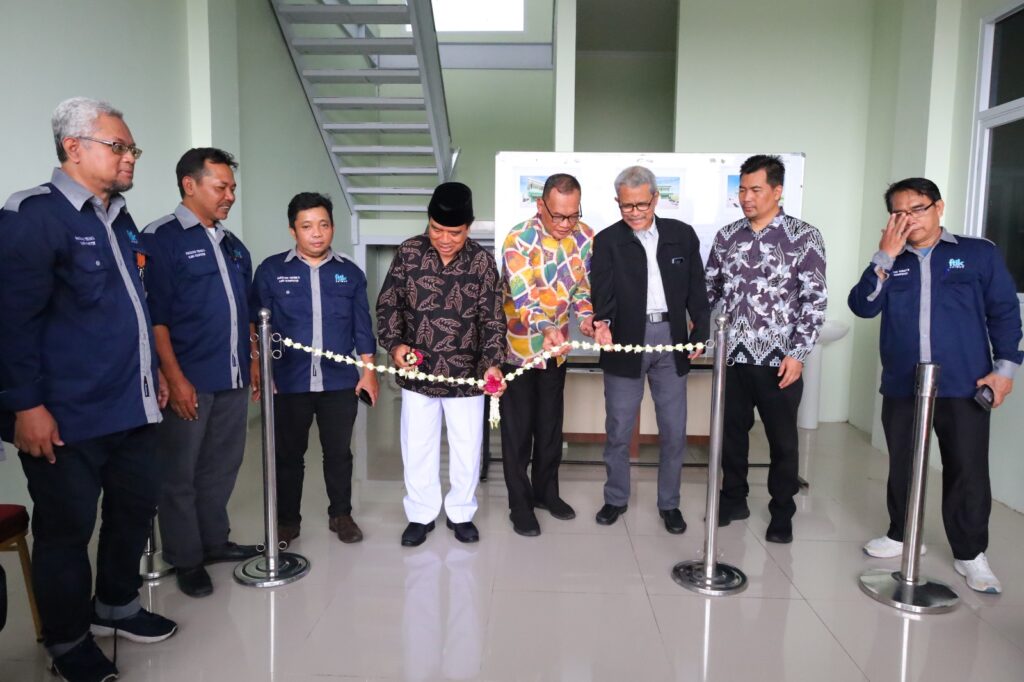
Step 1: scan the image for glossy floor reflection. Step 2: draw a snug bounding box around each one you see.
[2,383,1024,680]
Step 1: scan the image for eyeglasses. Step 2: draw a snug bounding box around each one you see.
[540,199,582,226]
[78,136,143,159]
[616,196,655,213]
[891,201,935,217]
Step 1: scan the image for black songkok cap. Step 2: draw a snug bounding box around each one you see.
[427,182,474,227]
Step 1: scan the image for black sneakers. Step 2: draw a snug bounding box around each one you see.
[50,634,118,682]
[91,607,178,644]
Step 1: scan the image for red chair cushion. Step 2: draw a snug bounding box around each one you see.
[0,504,30,543]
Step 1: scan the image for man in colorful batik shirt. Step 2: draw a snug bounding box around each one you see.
[500,173,594,536]
[705,154,827,544]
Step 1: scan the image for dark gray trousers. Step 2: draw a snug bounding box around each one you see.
[157,387,248,567]
[601,321,688,510]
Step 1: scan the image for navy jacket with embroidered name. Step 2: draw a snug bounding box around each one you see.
[0,171,162,443]
[848,233,1023,398]
[251,250,376,394]
[142,205,252,393]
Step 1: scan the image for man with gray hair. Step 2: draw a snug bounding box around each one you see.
[591,166,710,533]
[0,97,177,681]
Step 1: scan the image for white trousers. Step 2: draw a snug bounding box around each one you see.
[400,389,484,524]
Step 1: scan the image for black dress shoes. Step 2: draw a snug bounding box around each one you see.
[176,565,213,598]
[204,541,260,564]
[535,497,576,520]
[510,510,541,537]
[446,518,480,543]
[401,521,435,547]
[659,508,687,534]
[717,502,751,527]
[595,503,628,526]
[765,521,793,544]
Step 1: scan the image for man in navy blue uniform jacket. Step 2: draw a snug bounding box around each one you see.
[250,192,377,546]
[849,177,1022,594]
[0,97,177,681]
[142,148,258,599]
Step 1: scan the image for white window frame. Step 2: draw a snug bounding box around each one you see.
[966,1,1024,299]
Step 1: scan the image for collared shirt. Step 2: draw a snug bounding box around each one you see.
[251,248,375,394]
[501,214,593,367]
[376,234,506,398]
[850,228,1022,397]
[0,168,161,442]
[633,220,668,314]
[705,209,828,365]
[142,203,252,393]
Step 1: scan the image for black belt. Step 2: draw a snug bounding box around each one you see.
[646,312,669,323]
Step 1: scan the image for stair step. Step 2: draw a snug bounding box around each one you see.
[324,122,430,133]
[276,4,410,25]
[339,167,439,175]
[353,204,430,213]
[303,68,421,84]
[332,146,434,155]
[348,187,436,195]
[292,37,416,55]
[314,96,424,110]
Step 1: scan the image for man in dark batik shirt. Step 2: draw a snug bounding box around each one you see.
[705,154,827,545]
[376,182,507,547]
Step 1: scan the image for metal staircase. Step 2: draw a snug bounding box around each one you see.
[270,1,457,221]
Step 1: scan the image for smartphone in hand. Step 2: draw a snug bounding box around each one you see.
[358,388,374,407]
[974,385,994,411]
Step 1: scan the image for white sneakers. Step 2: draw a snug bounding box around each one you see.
[954,553,1002,594]
[862,535,927,558]
[864,537,1002,594]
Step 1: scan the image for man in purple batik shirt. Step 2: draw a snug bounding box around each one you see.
[705,154,827,544]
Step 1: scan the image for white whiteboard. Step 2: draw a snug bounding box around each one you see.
[494,151,806,266]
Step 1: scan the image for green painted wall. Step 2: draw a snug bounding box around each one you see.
[444,69,556,221]
[235,0,351,264]
[574,51,675,152]
[0,0,191,224]
[674,0,876,424]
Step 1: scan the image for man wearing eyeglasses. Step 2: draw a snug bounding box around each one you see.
[0,97,177,681]
[849,177,1022,593]
[591,166,710,534]
[141,148,259,599]
[500,173,595,536]
[705,155,827,544]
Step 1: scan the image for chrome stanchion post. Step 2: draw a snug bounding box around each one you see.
[672,314,747,596]
[139,516,174,580]
[859,363,958,614]
[234,308,311,588]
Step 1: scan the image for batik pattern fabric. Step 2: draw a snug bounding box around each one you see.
[502,215,594,367]
[705,210,827,366]
[376,234,506,398]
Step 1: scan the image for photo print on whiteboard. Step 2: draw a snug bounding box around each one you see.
[656,176,680,209]
[518,175,547,207]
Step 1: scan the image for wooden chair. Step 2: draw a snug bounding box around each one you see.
[0,504,42,641]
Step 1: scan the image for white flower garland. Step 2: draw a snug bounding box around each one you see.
[280,338,707,428]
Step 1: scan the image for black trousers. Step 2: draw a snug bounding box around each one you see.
[499,360,568,512]
[274,390,359,524]
[881,396,991,560]
[721,363,803,525]
[19,425,159,649]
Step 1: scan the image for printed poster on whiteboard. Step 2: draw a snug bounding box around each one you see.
[494,151,806,268]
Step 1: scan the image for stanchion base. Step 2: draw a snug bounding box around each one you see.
[859,569,958,614]
[233,552,311,588]
[671,560,748,596]
[140,551,175,581]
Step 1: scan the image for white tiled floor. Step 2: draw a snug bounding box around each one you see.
[2,397,1024,681]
